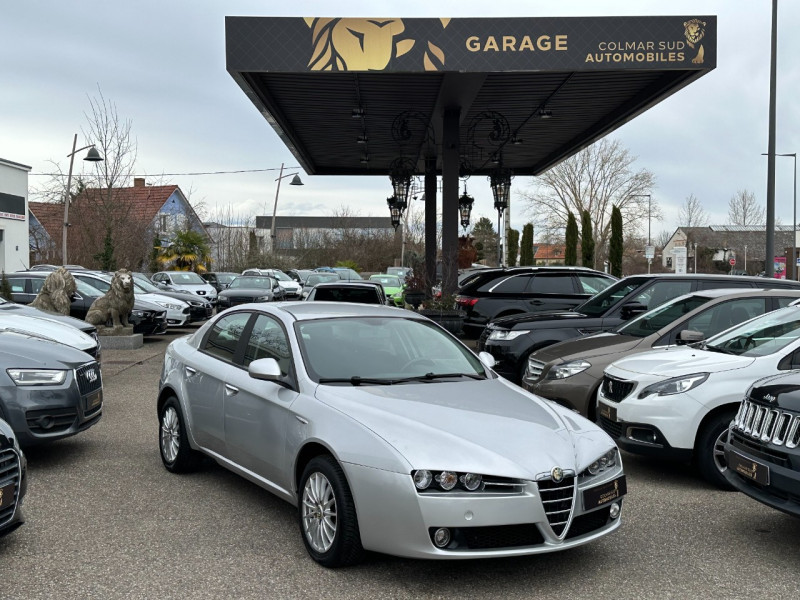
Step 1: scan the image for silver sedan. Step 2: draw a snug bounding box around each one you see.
[157,302,626,567]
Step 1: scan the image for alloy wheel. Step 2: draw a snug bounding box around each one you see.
[712,428,728,473]
[160,406,180,463]
[301,472,338,553]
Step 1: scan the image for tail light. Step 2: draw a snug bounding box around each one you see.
[455,295,478,308]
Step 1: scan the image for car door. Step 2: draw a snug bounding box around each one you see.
[525,273,584,312]
[185,311,253,454]
[656,297,770,347]
[603,280,693,330]
[6,276,34,304]
[223,313,298,489]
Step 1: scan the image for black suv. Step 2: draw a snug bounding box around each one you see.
[724,371,800,517]
[479,273,800,383]
[455,267,617,338]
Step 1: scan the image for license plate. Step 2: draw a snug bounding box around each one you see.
[599,403,617,422]
[85,390,103,411]
[728,450,770,485]
[584,476,627,509]
[0,482,15,510]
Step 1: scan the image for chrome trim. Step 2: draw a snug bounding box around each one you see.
[733,398,800,448]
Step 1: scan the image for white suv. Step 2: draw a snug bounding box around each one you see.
[597,304,800,489]
[242,269,302,299]
[152,271,217,305]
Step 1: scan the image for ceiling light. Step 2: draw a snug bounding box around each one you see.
[352,107,366,118]
[357,134,368,144]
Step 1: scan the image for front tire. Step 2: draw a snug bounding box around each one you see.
[696,410,736,490]
[298,455,364,567]
[159,396,202,473]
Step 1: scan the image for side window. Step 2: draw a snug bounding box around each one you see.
[578,275,613,294]
[8,278,27,293]
[529,274,576,294]
[30,278,44,294]
[202,312,251,363]
[244,314,292,376]
[777,297,798,309]
[635,281,692,310]
[487,275,531,294]
[696,280,753,291]
[684,298,767,337]
[84,278,110,293]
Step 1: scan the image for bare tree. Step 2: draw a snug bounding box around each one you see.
[678,194,709,227]
[727,189,765,226]
[520,138,658,269]
[654,228,673,249]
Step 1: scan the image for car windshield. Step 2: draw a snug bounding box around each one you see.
[616,295,711,338]
[706,307,800,357]
[217,274,237,284]
[574,277,649,317]
[230,277,273,290]
[133,276,160,293]
[370,275,401,288]
[170,272,205,284]
[75,279,101,297]
[297,317,486,384]
[334,268,363,280]
[306,274,339,286]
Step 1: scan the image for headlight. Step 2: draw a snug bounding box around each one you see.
[412,470,499,493]
[155,302,182,310]
[583,448,619,476]
[546,359,591,380]
[487,329,531,341]
[255,295,270,302]
[637,373,709,399]
[132,310,145,317]
[7,368,68,386]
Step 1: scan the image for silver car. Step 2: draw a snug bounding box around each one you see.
[157,302,625,567]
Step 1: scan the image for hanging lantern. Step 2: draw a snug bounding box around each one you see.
[490,166,512,212]
[458,189,475,230]
[389,157,414,205]
[386,196,402,230]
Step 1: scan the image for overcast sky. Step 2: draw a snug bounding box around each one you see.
[2,1,798,242]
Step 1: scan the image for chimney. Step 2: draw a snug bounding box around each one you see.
[133,177,146,188]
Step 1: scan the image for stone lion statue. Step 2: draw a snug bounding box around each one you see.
[30,267,77,315]
[85,269,136,332]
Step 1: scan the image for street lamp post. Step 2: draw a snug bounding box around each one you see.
[63,133,103,264]
[270,162,303,252]
[763,152,797,279]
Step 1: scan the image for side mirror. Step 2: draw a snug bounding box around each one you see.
[478,351,496,369]
[249,358,282,381]
[676,329,705,345]
[620,301,648,320]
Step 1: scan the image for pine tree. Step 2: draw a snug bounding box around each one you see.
[93,228,117,271]
[565,212,578,266]
[581,209,595,268]
[519,223,534,265]
[609,205,623,277]
[507,229,520,267]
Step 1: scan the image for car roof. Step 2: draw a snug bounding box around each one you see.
[687,287,800,299]
[312,281,379,289]
[277,301,414,321]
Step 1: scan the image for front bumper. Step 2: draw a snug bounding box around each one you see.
[524,371,601,419]
[343,462,624,559]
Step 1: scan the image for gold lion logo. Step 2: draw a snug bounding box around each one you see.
[305,17,448,71]
[684,19,706,64]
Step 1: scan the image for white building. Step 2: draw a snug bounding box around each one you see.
[0,158,31,273]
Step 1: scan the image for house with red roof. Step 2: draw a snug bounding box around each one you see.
[29,178,209,269]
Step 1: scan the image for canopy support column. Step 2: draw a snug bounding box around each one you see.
[442,108,460,297]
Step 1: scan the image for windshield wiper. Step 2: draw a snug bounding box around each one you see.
[393,372,487,383]
[703,345,739,355]
[318,376,397,386]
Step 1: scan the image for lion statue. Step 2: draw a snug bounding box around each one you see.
[30,267,77,316]
[684,19,706,64]
[85,269,135,332]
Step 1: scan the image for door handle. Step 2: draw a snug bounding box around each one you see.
[185,366,197,376]
[530,300,543,305]
[225,384,239,395]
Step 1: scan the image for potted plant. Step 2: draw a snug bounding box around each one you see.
[402,266,426,310]
[418,294,466,335]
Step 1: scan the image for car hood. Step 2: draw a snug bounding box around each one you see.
[533,332,644,363]
[315,379,581,478]
[0,333,93,367]
[278,281,302,290]
[137,292,188,307]
[491,310,585,330]
[0,315,95,352]
[220,288,272,297]
[609,347,756,377]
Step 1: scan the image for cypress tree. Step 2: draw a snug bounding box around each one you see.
[565,212,578,266]
[581,209,595,268]
[507,229,520,267]
[520,223,534,265]
[609,205,623,277]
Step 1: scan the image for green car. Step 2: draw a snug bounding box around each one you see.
[369,274,405,307]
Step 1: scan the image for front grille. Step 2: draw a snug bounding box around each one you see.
[26,407,78,434]
[732,398,800,448]
[75,362,102,396]
[0,448,21,527]
[601,375,635,403]
[598,415,624,439]
[537,476,575,536]
[565,506,612,539]
[435,524,545,550]
[730,430,790,468]
[527,358,546,381]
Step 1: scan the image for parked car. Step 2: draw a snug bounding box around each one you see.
[480,273,800,384]
[7,272,168,335]
[0,295,98,338]
[369,274,405,307]
[305,282,385,304]
[157,302,626,566]
[0,330,103,446]
[386,266,411,280]
[217,276,284,309]
[457,267,617,340]
[200,272,239,293]
[0,314,102,361]
[724,371,800,516]
[331,267,363,281]
[131,274,213,322]
[151,271,218,305]
[72,271,192,327]
[301,273,340,299]
[242,269,303,299]
[598,305,800,489]
[0,417,26,537]
[524,289,800,419]
[27,264,86,272]
[286,269,315,285]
